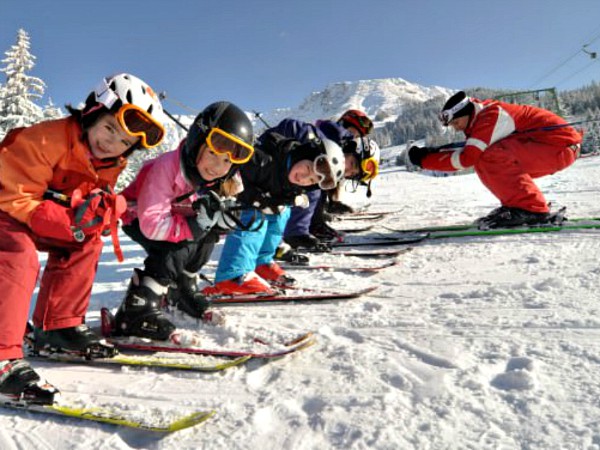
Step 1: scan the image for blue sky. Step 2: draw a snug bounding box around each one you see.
[2,0,600,116]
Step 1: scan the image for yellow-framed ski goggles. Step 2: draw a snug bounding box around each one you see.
[115,104,165,149]
[360,156,379,182]
[206,128,254,164]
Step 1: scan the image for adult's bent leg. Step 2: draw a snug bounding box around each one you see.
[475,139,549,213]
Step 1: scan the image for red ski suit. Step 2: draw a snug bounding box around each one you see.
[421,99,582,213]
[0,117,125,359]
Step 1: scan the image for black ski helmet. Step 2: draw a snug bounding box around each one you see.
[439,91,474,126]
[180,101,254,186]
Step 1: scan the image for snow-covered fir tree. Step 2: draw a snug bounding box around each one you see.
[0,29,46,139]
[42,97,64,121]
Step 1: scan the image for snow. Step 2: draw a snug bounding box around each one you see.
[3,156,600,449]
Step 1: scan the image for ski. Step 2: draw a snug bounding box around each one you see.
[335,209,403,221]
[2,399,215,432]
[106,332,316,359]
[329,247,413,258]
[383,216,600,234]
[23,325,251,372]
[335,224,374,233]
[330,233,428,248]
[335,213,385,221]
[382,217,600,240]
[26,350,251,372]
[208,286,378,305]
[281,259,398,273]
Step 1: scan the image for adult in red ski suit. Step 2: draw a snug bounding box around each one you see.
[0,73,166,403]
[408,91,582,226]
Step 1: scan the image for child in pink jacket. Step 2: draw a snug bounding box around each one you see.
[112,101,254,341]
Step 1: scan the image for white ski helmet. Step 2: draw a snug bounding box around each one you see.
[81,73,166,148]
[314,137,345,190]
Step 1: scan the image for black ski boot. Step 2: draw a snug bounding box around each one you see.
[113,269,175,341]
[0,359,58,405]
[309,222,342,241]
[284,234,322,249]
[167,272,210,319]
[33,324,117,359]
[477,206,551,230]
[274,242,310,265]
[326,200,354,215]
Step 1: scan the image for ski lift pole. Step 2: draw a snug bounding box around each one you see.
[159,92,189,132]
[429,116,600,154]
[252,110,271,128]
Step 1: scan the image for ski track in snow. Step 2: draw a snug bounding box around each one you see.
[3,157,600,449]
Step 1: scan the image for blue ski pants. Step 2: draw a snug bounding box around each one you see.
[215,207,291,282]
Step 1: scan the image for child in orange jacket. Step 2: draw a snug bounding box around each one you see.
[0,73,166,404]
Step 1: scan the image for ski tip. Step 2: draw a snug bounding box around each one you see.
[166,409,217,432]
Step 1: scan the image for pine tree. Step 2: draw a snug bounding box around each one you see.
[0,29,46,139]
[42,98,64,121]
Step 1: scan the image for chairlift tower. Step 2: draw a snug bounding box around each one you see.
[495,88,562,115]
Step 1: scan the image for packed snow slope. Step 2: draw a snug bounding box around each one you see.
[2,156,600,450]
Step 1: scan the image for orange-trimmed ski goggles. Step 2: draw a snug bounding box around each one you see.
[115,104,165,149]
[360,156,379,182]
[206,128,254,164]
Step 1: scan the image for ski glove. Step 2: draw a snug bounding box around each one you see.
[193,191,240,231]
[407,146,433,167]
[29,188,126,243]
[293,194,310,209]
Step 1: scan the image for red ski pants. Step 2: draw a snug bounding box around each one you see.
[475,137,578,213]
[0,211,103,359]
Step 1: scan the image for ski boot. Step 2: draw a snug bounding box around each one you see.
[326,200,354,215]
[476,206,551,230]
[274,242,310,266]
[33,324,117,359]
[310,222,342,241]
[284,234,331,252]
[255,262,297,287]
[202,272,275,296]
[168,271,225,325]
[0,359,58,405]
[113,269,175,341]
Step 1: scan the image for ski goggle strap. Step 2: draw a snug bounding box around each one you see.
[438,96,471,126]
[360,156,379,182]
[115,104,165,148]
[314,154,338,190]
[206,128,254,164]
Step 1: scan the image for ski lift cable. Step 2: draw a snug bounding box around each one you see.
[554,59,599,88]
[529,27,600,89]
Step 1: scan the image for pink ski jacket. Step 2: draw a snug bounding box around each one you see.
[121,144,198,243]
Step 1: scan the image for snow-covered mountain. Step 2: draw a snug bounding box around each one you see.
[254,77,454,132]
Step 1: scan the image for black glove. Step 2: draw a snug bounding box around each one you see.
[192,191,238,232]
[407,146,432,167]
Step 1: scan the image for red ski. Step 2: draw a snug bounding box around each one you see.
[208,286,378,305]
[106,332,316,359]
